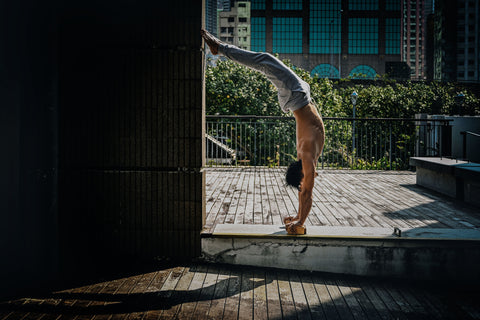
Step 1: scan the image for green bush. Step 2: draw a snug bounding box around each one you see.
[205,57,480,169]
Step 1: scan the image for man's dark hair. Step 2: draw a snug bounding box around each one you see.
[285,160,303,190]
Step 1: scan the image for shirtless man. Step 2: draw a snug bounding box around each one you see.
[201,29,325,235]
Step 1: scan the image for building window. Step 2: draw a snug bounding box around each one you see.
[349,0,378,10]
[221,27,227,33]
[239,17,247,23]
[251,17,266,52]
[273,0,302,10]
[251,0,266,10]
[348,18,378,54]
[385,0,400,11]
[228,17,234,22]
[273,17,303,53]
[309,0,341,54]
[385,18,400,54]
[349,65,377,79]
[239,3,246,7]
[311,64,340,79]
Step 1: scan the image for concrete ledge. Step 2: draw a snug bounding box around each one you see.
[207,224,480,241]
[409,157,467,174]
[201,224,480,283]
[410,157,480,206]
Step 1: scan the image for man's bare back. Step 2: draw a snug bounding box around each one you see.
[201,29,325,235]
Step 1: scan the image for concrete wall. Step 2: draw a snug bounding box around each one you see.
[202,236,480,283]
[0,0,59,298]
[447,116,480,162]
[0,0,204,297]
[57,0,205,277]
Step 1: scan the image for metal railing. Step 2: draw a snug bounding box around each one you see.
[206,115,452,170]
[460,131,480,160]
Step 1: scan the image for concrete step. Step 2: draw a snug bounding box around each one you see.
[201,224,480,283]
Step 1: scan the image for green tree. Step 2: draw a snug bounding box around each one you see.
[205,57,480,169]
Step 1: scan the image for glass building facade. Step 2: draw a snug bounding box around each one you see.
[349,65,377,79]
[251,17,266,52]
[309,0,341,54]
[244,0,401,78]
[348,18,379,54]
[311,64,340,78]
[272,17,303,53]
[385,18,401,55]
[273,0,302,10]
[349,0,378,11]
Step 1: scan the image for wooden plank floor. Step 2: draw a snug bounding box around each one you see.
[204,168,480,233]
[2,263,479,319]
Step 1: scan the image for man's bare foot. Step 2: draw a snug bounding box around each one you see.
[286,222,306,235]
[201,29,221,55]
[283,216,299,225]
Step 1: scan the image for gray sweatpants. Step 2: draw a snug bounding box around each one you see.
[218,43,311,113]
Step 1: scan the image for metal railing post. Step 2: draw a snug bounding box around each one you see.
[389,123,392,170]
[461,131,467,160]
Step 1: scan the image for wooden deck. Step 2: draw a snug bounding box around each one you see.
[2,263,479,319]
[204,168,480,233]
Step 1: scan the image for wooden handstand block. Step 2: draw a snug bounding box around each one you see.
[286,224,306,235]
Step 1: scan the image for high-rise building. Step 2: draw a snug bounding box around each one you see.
[248,0,402,79]
[218,1,251,50]
[433,0,480,83]
[456,0,480,82]
[401,0,434,80]
[206,0,219,36]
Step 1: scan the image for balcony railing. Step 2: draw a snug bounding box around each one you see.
[206,115,452,169]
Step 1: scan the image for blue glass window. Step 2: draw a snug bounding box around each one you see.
[273,17,303,53]
[348,0,378,10]
[309,0,341,54]
[348,18,378,54]
[251,17,266,52]
[311,64,340,79]
[349,65,377,79]
[385,0,400,11]
[385,18,400,54]
[251,0,266,10]
[273,0,302,10]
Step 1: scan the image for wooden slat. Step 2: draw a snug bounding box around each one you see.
[174,264,208,319]
[289,273,311,320]
[335,279,368,320]
[204,168,480,231]
[370,281,408,320]
[300,273,326,320]
[265,269,282,320]
[207,267,230,319]
[1,263,480,319]
[323,277,354,320]
[222,267,242,320]
[238,269,254,320]
[158,266,189,320]
[252,269,267,319]
[191,265,218,319]
[225,170,247,225]
[276,271,296,319]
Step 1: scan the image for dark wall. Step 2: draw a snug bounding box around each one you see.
[0,0,204,297]
[0,0,59,297]
[57,0,205,276]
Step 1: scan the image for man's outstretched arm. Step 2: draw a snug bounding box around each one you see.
[297,157,315,225]
[286,155,315,235]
